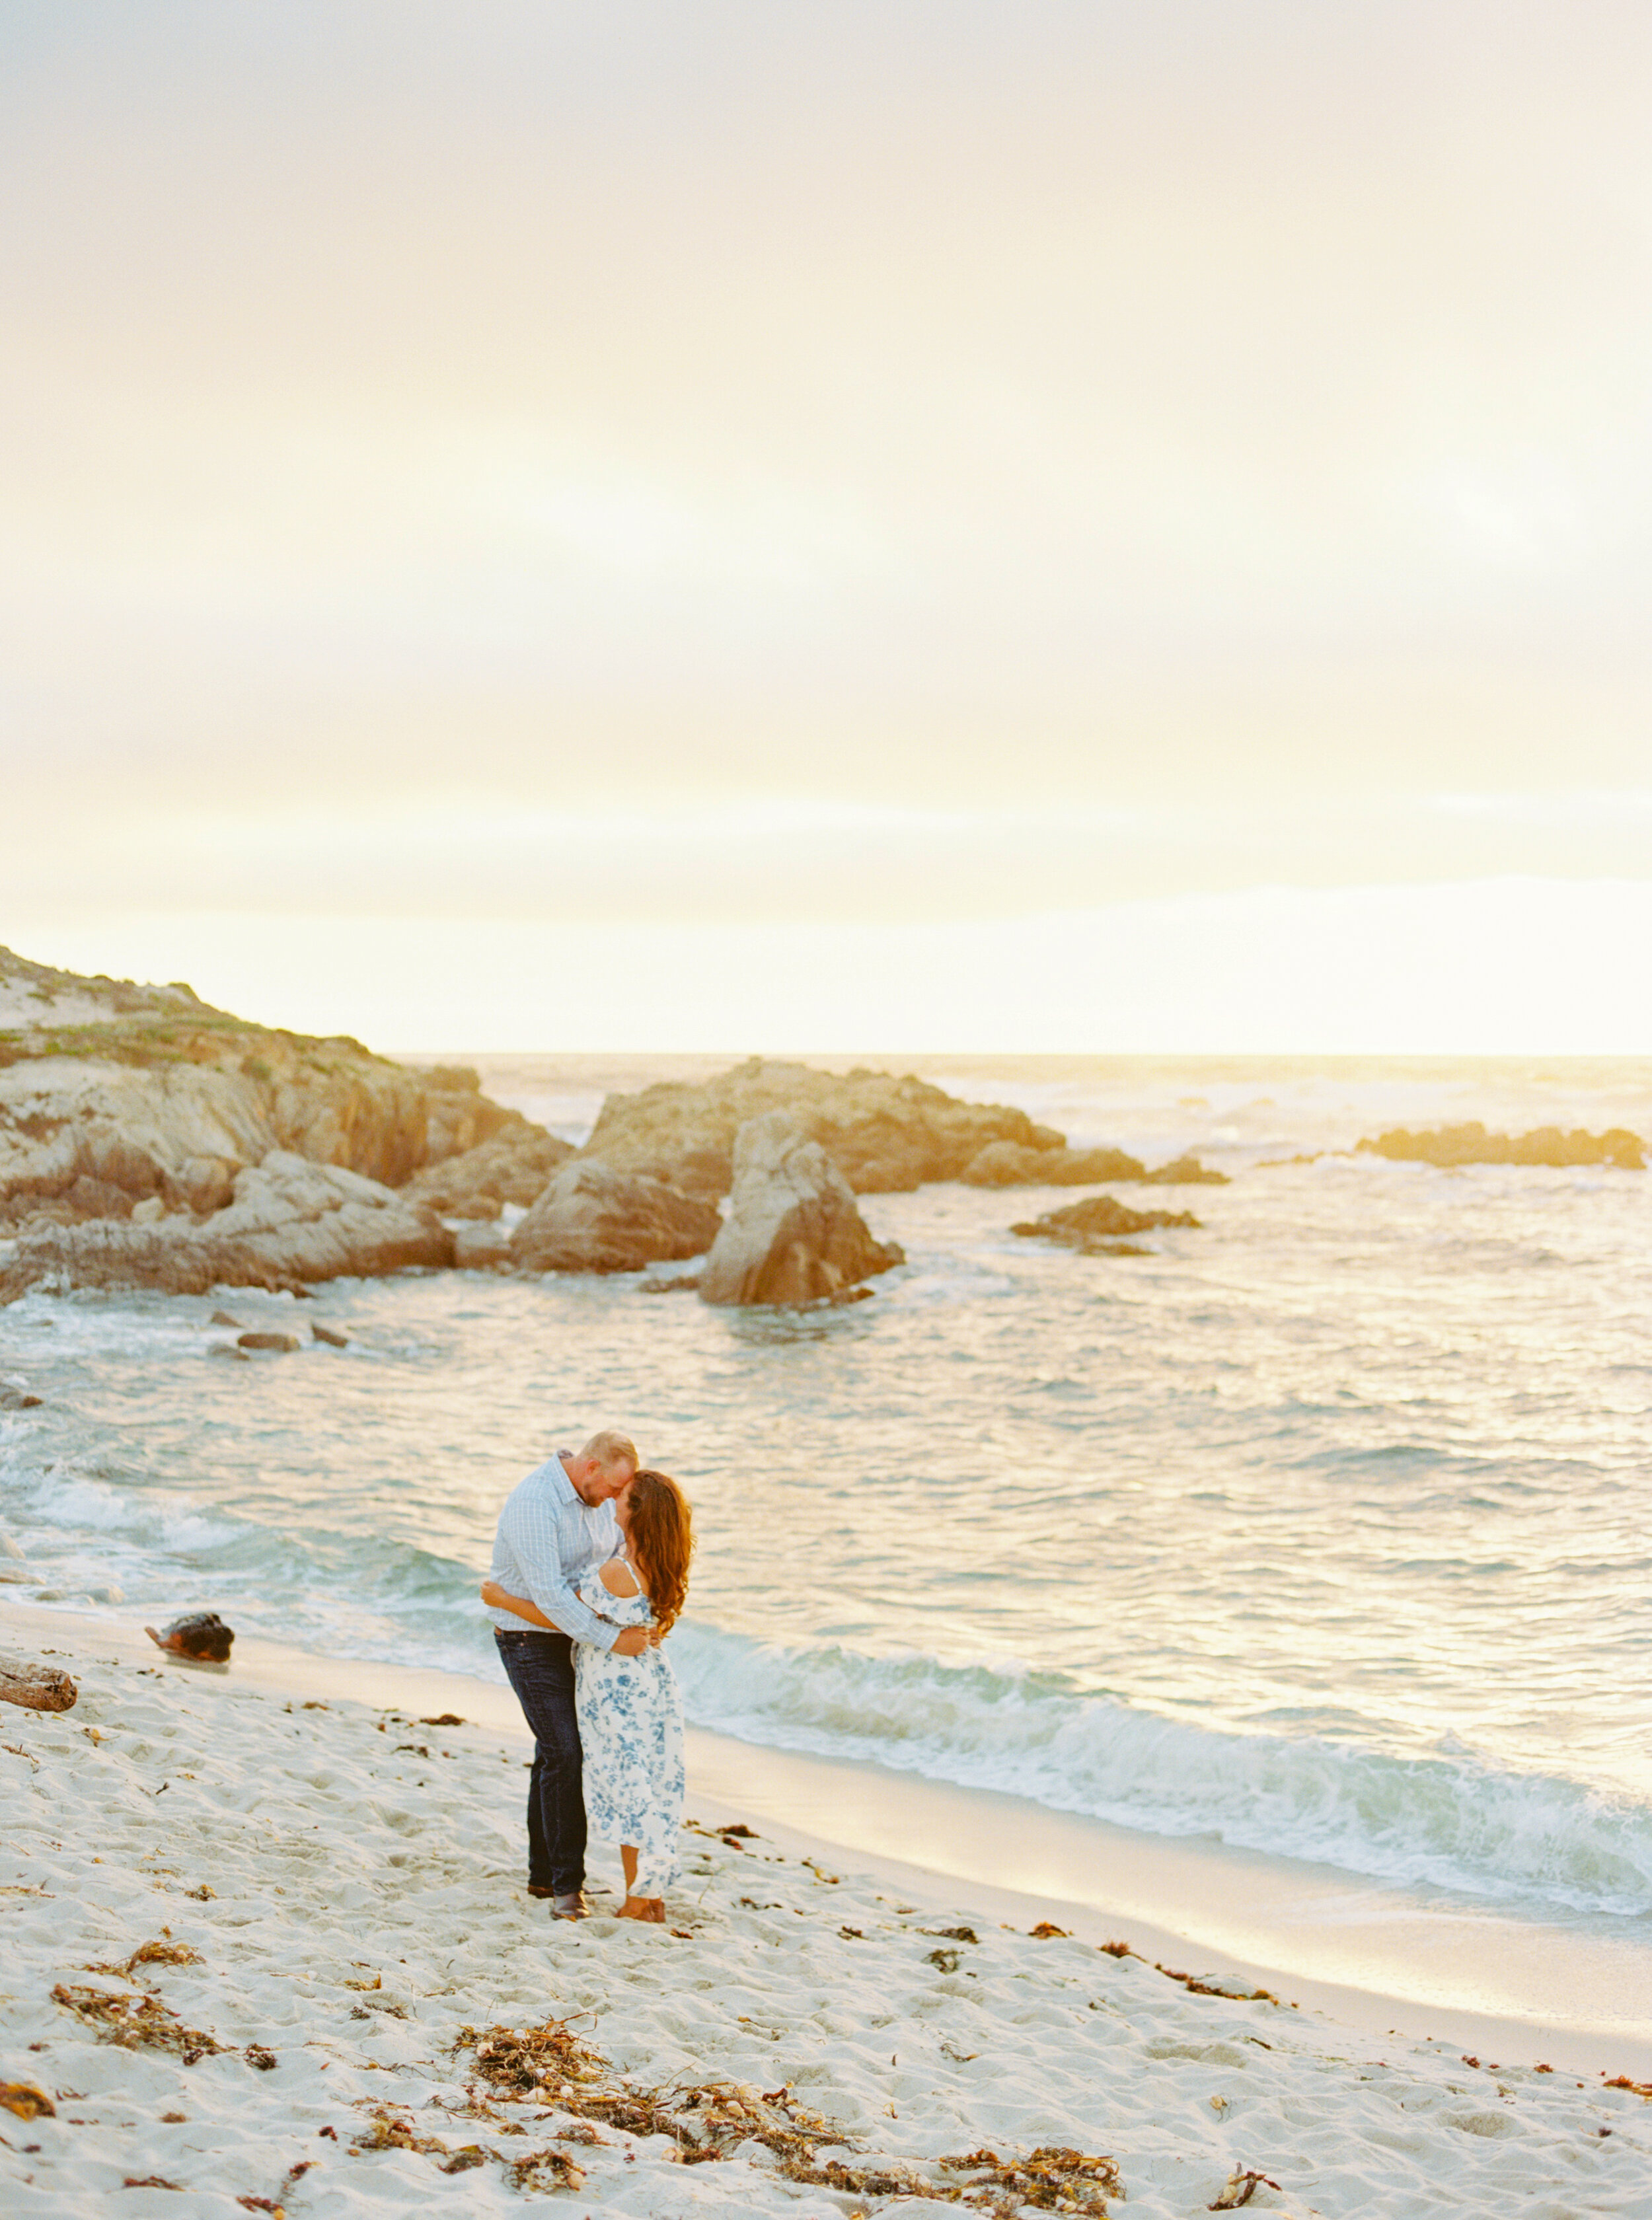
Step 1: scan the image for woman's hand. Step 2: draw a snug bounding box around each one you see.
[611,1626,650,1658]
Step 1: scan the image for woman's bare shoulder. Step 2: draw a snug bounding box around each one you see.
[598,1557,640,1596]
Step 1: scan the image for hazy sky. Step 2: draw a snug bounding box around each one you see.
[5,2,1650,1048]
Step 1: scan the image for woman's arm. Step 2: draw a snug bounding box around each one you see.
[480,1576,554,1628]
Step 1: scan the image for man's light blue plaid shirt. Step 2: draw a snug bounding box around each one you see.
[485,1452,622,1650]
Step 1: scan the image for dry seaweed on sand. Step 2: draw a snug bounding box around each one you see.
[504,2146,587,2191]
[51,1981,225,2065]
[938,2145,1124,2215]
[0,2081,55,2120]
[85,1936,204,1978]
[353,2103,574,2186]
[1209,2168,1283,2209]
[458,2018,851,2166]
[352,2104,461,2157]
[458,2015,613,2098]
[1098,1938,1285,2005]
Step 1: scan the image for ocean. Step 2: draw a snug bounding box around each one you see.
[5,1054,1651,1952]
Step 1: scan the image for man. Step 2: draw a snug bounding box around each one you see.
[486,1428,651,1918]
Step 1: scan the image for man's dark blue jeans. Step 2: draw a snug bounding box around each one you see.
[495,1627,584,1896]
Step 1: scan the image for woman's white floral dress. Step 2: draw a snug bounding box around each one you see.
[573,1565,685,1895]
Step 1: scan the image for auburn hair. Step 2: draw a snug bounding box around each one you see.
[626,1468,694,1636]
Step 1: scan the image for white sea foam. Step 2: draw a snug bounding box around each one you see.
[671,1624,1652,1920]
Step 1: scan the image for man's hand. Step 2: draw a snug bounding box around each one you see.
[611,1626,650,1658]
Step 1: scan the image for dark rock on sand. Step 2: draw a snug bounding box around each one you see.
[311,1323,349,1347]
[1012,1191,1202,1253]
[0,1151,453,1300]
[145,1611,233,1662]
[1357,1121,1645,1171]
[580,1058,1060,1199]
[700,1112,905,1307]
[510,1160,722,1275]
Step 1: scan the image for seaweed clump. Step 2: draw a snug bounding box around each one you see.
[51,1981,223,2066]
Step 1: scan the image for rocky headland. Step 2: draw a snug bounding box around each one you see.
[0,949,538,1297]
[1357,1121,1645,1171]
[0,948,1217,1304]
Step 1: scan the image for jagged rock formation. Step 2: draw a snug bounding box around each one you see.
[401,1130,575,1217]
[579,1056,1228,1197]
[1010,1192,1202,1254]
[1357,1122,1644,1171]
[510,1160,722,1275]
[580,1058,1063,1199]
[0,1152,452,1298]
[699,1111,905,1306]
[0,948,547,1258]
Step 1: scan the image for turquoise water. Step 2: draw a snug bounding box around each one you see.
[4,1056,1651,1931]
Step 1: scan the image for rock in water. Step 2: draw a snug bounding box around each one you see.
[1011,1192,1202,1252]
[509,1160,722,1275]
[401,1129,576,1214]
[1356,1121,1644,1170]
[579,1056,1060,1197]
[0,1150,452,1299]
[237,1331,299,1352]
[452,1220,513,1269]
[699,1112,905,1306]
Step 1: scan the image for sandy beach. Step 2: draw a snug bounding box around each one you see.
[3,1601,1651,2220]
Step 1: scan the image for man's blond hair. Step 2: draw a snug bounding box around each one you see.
[579,1428,639,1475]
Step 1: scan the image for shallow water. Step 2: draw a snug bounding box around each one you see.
[4,1055,1651,1937]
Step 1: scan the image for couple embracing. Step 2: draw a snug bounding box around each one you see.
[480,1430,692,1923]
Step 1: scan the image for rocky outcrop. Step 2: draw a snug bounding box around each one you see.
[1011,1192,1202,1253]
[961,1141,1229,1186]
[453,1220,513,1269]
[580,1058,1063,1198]
[1357,1122,1644,1171]
[0,948,540,1235]
[509,1161,722,1275]
[699,1112,905,1307]
[961,1141,1146,1186]
[1139,1153,1230,1185]
[0,1152,452,1298]
[401,1130,575,1217]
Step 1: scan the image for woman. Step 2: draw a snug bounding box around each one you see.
[480,1467,691,1923]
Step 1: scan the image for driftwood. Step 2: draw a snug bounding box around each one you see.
[0,1652,78,1711]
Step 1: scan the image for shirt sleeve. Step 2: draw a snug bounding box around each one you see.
[514,1495,619,1650]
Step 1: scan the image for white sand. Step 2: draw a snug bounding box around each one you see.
[3,1606,1651,2220]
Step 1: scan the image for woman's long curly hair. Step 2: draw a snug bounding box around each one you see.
[625,1468,694,1637]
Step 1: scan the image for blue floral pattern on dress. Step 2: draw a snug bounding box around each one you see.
[574,1567,685,1896]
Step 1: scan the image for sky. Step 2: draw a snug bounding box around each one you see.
[4,1,1650,1051]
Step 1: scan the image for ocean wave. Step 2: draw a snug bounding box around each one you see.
[669,1625,1652,1921]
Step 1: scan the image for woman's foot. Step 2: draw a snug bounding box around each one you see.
[616,1896,654,1921]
